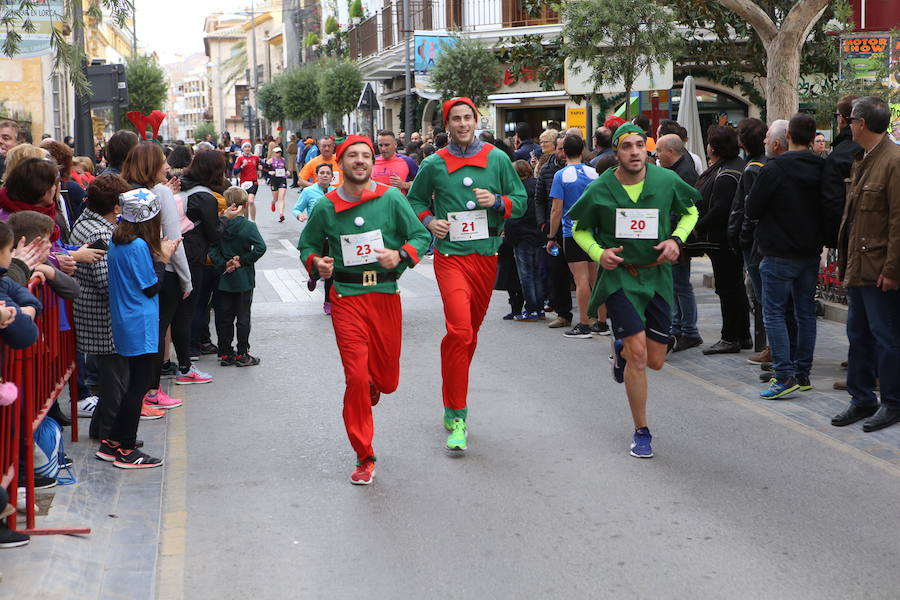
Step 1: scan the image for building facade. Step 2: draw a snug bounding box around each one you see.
[340,0,762,143]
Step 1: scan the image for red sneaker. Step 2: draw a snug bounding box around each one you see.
[350,459,375,485]
[369,382,380,406]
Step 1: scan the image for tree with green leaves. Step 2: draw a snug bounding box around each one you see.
[124,55,168,115]
[282,65,323,124]
[193,122,216,144]
[257,77,286,124]
[668,0,845,118]
[1,0,132,93]
[709,0,831,121]
[562,0,678,120]
[429,37,501,108]
[319,60,363,127]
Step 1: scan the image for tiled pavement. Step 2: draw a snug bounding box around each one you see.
[670,257,900,468]
[1,384,169,600]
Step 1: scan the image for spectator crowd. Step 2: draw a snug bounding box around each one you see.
[0,92,898,543]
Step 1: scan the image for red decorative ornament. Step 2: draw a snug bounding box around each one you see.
[126,110,167,141]
[277,126,283,131]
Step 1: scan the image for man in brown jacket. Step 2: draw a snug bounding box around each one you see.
[831,97,900,432]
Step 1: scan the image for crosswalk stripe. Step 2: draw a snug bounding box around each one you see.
[262,269,297,302]
[278,238,296,251]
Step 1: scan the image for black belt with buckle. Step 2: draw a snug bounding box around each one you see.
[333,270,399,286]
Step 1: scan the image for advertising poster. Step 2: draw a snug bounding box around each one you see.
[840,33,891,81]
[414,35,456,74]
[891,36,900,142]
[0,0,64,57]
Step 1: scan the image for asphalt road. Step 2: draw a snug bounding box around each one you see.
[165,184,900,600]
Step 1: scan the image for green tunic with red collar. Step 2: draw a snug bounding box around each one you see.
[297,182,432,297]
[568,164,700,319]
[406,142,527,256]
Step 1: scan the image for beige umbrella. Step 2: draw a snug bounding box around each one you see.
[676,76,707,166]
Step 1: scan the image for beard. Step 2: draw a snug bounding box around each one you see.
[342,164,372,185]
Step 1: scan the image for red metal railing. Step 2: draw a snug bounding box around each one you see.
[3,280,89,535]
[817,248,847,305]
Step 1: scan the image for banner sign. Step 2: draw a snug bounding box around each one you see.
[840,33,890,81]
[0,0,65,58]
[414,34,456,74]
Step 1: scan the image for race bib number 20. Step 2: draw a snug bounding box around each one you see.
[340,229,385,266]
[615,209,659,240]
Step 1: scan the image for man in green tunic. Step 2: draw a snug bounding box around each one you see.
[568,124,700,458]
[298,135,431,484]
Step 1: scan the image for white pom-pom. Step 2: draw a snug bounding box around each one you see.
[354,216,365,227]
[466,200,476,210]
[462,177,473,187]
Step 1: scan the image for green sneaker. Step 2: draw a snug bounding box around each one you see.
[443,417,454,431]
[446,418,467,452]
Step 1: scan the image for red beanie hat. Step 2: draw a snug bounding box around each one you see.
[335,134,375,164]
[442,97,479,126]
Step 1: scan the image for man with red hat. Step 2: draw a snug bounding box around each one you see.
[298,135,431,485]
[407,97,527,453]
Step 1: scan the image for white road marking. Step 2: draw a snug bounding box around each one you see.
[262,269,297,303]
[278,238,296,251]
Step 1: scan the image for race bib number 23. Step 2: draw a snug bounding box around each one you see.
[340,229,385,266]
[615,209,659,240]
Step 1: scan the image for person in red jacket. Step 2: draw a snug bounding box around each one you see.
[232,142,261,221]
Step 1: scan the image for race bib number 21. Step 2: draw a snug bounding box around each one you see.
[615,209,659,240]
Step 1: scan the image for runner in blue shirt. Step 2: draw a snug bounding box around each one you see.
[547,134,606,338]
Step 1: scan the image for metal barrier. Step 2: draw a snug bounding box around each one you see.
[817,248,847,305]
[3,280,89,535]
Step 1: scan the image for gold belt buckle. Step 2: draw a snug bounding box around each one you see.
[362,270,378,286]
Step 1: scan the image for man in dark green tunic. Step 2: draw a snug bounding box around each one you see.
[568,124,700,458]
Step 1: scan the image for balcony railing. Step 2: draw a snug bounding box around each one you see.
[347,0,559,60]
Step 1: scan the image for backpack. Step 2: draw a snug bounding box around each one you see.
[173,192,196,235]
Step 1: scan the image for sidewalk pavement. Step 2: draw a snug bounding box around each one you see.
[675,257,900,467]
[1,382,171,600]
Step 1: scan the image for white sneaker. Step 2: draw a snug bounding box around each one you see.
[16,488,36,514]
[77,396,98,418]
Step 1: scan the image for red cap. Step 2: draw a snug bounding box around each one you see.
[604,116,627,129]
[442,97,479,126]
[335,135,375,164]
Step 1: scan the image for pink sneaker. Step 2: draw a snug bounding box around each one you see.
[175,365,213,385]
[143,390,183,409]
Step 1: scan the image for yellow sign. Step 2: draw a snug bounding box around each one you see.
[567,108,586,139]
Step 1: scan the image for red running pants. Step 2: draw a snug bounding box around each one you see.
[330,289,402,462]
[433,253,497,412]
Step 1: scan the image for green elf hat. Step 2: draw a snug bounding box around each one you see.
[612,123,647,149]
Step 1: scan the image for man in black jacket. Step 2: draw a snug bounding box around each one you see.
[746,113,833,400]
[535,135,573,327]
[657,133,701,351]
[729,118,769,363]
[821,95,861,248]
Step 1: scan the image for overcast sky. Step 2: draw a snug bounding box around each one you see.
[134,0,245,64]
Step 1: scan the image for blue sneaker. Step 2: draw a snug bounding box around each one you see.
[759,378,799,400]
[610,338,626,383]
[513,311,545,322]
[630,427,653,458]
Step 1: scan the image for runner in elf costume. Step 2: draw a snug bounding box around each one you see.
[567,124,700,459]
[406,97,527,452]
[298,135,431,485]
